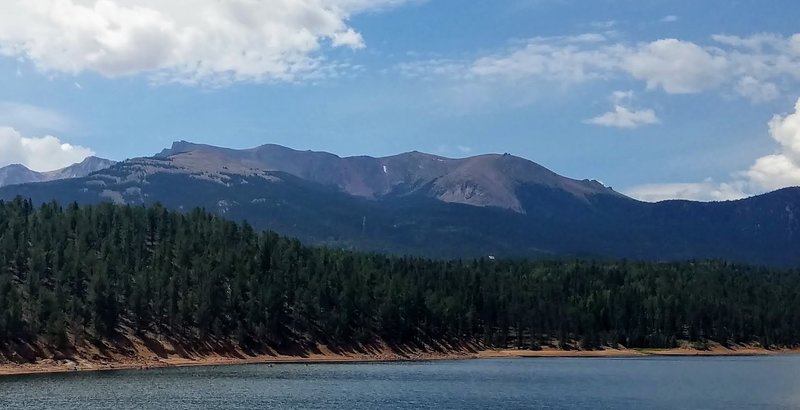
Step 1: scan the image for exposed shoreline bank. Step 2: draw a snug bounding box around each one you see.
[2,345,797,378]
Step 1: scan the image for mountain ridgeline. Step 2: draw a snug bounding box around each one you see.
[1,199,800,359]
[0,141,798,266]
[154,141,622,212]
[0,157,116,188]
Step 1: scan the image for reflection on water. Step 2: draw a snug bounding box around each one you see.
[1,356,800,409]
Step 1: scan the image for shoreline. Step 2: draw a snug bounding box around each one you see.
[2,345,798,378]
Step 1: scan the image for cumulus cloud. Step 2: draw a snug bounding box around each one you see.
[745,154,800,191]
[586,105,659,129]
[0,127,94,172]
[624,39,729,94]
[0,0,415,85]
[626,98,800,202]
[586,91,659,129]
[745,98,800,190]
[401,32,800,103]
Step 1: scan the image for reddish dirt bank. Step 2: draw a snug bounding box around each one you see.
[2,336,797,377]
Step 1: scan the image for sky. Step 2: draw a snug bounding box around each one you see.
[1,0,800,201]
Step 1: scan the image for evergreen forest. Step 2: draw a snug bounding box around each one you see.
[1,198,799,353]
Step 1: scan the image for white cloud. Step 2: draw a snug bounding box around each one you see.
[745,154,800,191]
[586,105,659,129]
[0,0,415,85]
[586,91,659,129]
[627,98,800,202]
[468,34,624,84]
[735,76,779,102]
[0,127,94,172]
[661,15,678,23]
[610,90,633,103]
[745,98,800,190]
[712,33,787,50]
[569,33,608,44]
[401,32,800,103]
[625,180,747,202]
[335,0,425,12]
[624,39,728,94]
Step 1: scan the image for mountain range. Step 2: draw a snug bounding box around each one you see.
[154,141,623,212]
[0,156,116,187]
[1,141,798,266]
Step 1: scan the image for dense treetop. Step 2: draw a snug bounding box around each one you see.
[1,198,799,352]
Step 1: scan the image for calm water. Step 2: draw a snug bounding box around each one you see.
[2,356,800,409]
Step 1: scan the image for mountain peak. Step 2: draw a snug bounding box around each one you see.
[1,163,33,171]
[0,163,41,187]
[157,140,214,157]
[79,155,106,164]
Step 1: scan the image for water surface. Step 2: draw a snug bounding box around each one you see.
[2,356,800,409]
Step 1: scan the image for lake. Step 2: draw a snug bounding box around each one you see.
[2,356,800,409]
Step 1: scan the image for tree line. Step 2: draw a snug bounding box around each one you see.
[1,197,799,352]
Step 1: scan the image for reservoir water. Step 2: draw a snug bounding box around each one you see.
[2,356,800,409]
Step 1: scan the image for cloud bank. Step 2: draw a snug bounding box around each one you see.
[0,0,415,85]
[402,32,800,103]
[625,181,747,203]
[396,31,800,200]
[745,98,800,191]
[0,127,94,172]
[626,98,800,202]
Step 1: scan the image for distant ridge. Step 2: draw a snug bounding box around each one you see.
[0,156,116,188]
[154,140,624,212]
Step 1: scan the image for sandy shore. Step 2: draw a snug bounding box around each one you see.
[479,345,800,359]
[0,347,474,377]
[2,343,798,377]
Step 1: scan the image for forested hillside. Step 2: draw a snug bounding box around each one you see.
[1,198,799,357]
[0,159,800,267]
[3,143,800,266]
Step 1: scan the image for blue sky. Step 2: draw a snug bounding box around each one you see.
[1,0,800,201]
